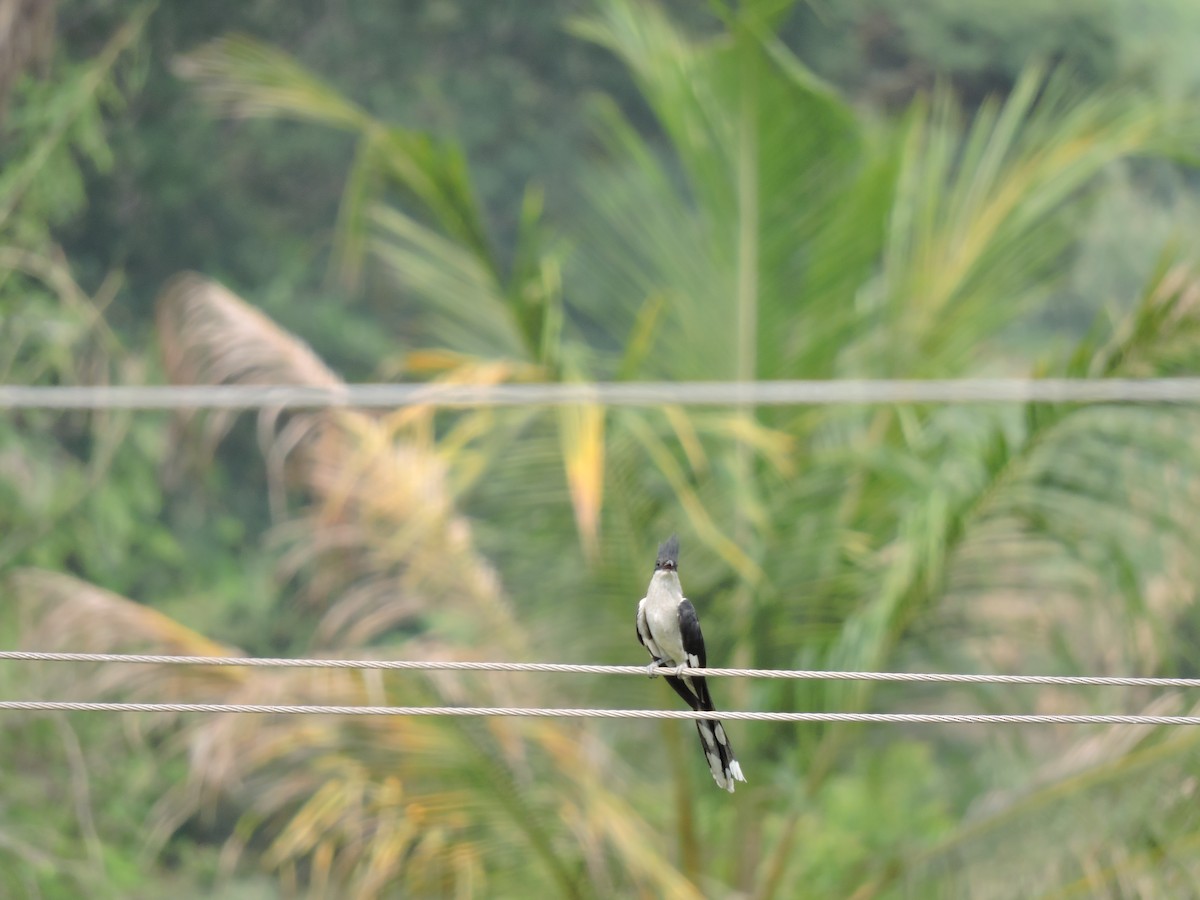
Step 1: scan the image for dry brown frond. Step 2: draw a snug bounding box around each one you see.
[155,275,517,652]
[157,274,341,391]
[289,417,517,650]
[11,568,244,703]
[146,664,496,897]
[156,273,343,473]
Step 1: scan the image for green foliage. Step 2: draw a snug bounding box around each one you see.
[0,613,233,898]
[796,741,953,897]
[0,17,286,896]
[789,0,1200,109]
[118,6,1200,893]
[10,0,1200,897]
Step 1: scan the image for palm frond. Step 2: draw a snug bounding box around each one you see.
[173,35,371,131]
[175,35,497,277]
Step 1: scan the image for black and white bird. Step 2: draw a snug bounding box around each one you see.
[635,534,746,792]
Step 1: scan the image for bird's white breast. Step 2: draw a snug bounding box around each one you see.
[643,572,686,664]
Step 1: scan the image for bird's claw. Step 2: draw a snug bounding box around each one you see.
[645,660,664,679]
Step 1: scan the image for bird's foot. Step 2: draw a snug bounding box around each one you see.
[645,659,666,679]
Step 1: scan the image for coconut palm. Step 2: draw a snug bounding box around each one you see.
[16,0,1200,896]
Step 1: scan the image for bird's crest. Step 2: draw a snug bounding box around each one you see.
[655,534,680,571]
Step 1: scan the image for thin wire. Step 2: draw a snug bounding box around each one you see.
[8,378,1200,410]
[2,651,1198,688]
[0,701,1197,724]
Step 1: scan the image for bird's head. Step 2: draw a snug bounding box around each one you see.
[654,534,680,573]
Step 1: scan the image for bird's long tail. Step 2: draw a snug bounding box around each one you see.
[666,672,746,793]
[694,717,745,793]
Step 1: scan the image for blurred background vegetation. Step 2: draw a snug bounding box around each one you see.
[6,0,1200,896]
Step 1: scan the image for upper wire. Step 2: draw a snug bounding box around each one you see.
[7,378,1200,410]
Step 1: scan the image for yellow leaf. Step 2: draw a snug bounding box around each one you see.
[558,401,607,560]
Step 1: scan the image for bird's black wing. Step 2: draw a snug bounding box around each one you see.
[635,599,652,653]
[677,598,707,669]
[674,598,716,710]
[656,598,705,712]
